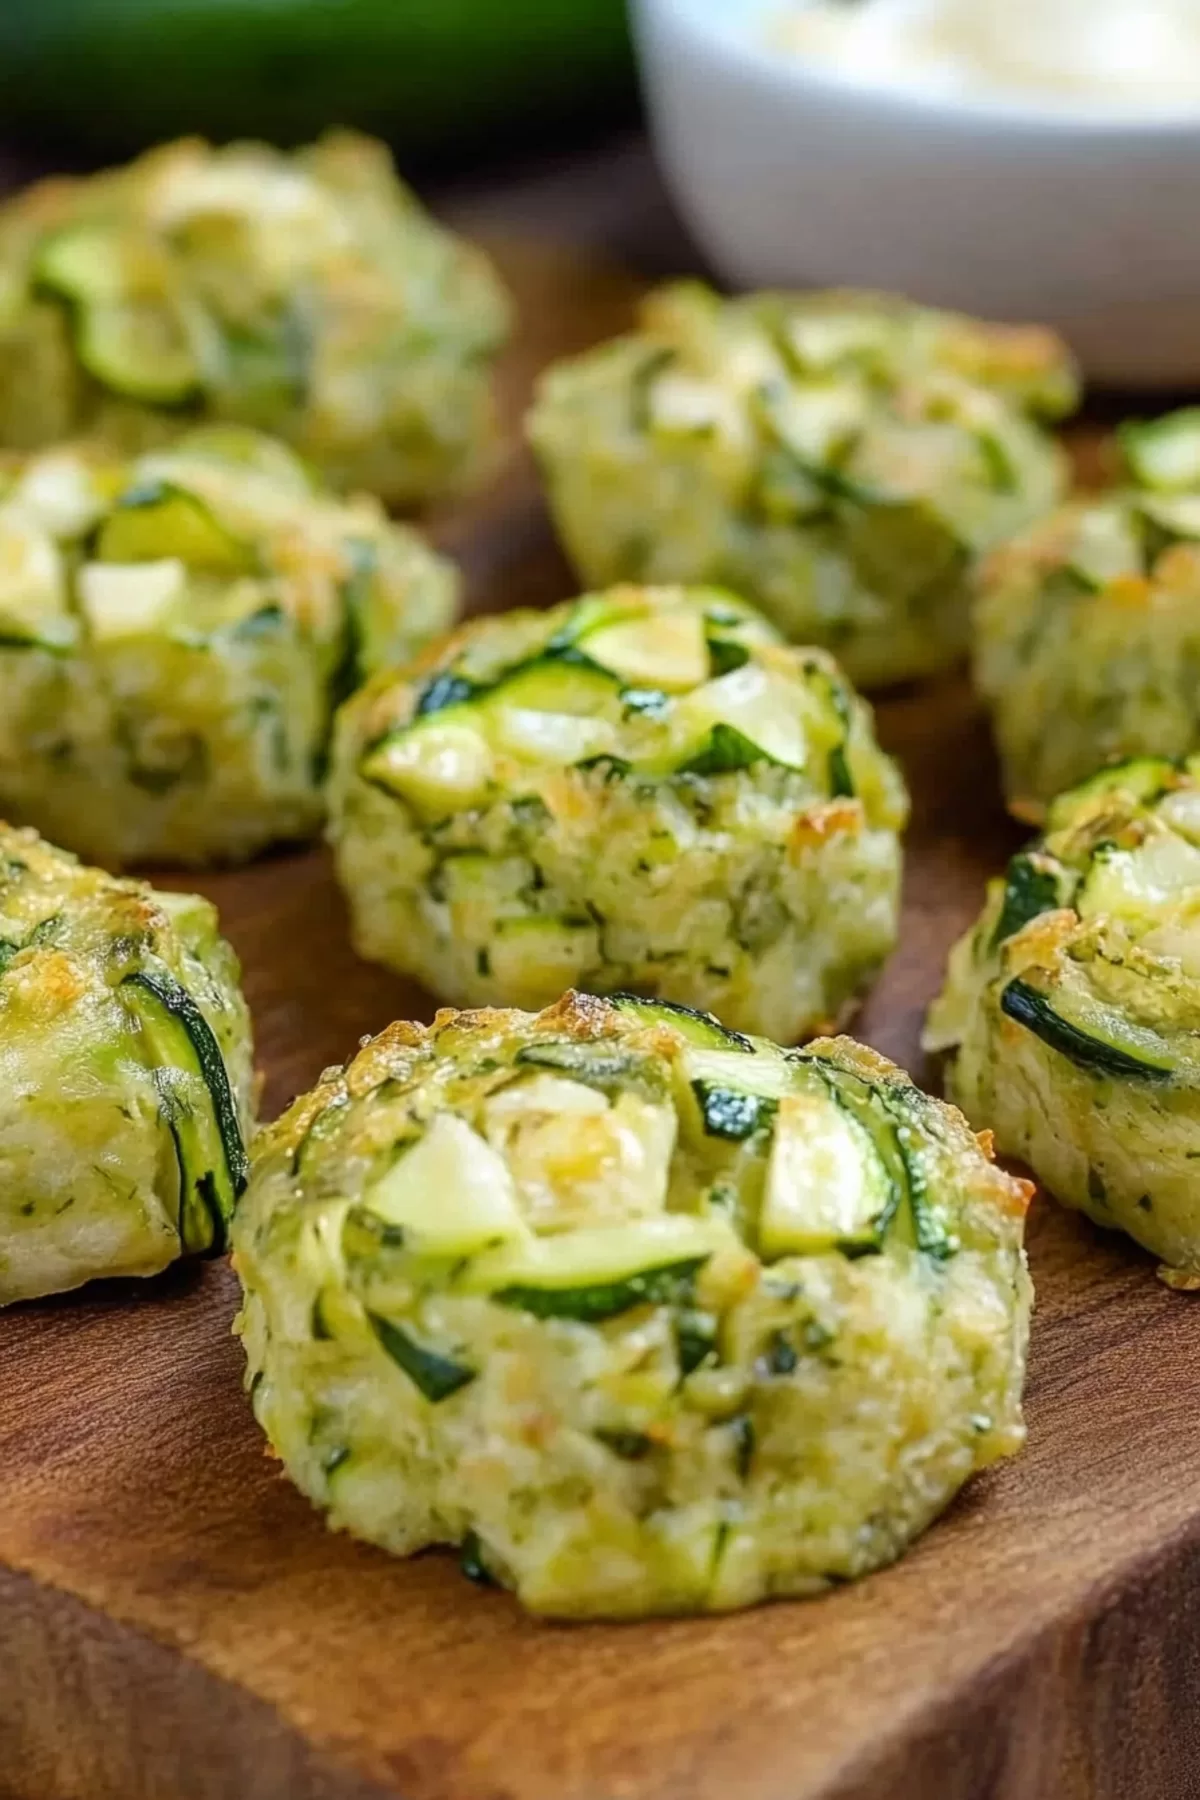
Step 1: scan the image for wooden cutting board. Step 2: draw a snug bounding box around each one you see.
[2,239,1199,1800]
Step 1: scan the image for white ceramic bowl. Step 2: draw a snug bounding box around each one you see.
[634,0,1200,386]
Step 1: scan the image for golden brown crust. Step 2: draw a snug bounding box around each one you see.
[233,983,1032,1616]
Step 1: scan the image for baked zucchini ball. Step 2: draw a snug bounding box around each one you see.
[0,131,509,505]
[527,282,1076,689]
[234,991,1032,1618]
[975,408,1200,819]
[328,584,908,1042]
[0,823,253,1305]
[926,755,1200,1281]
[0,425,457,867]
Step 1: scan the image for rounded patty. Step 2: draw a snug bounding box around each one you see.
[528,282,1075,689]
[234,991,1032,1618]
[975,408,1200,817]
[0,426,457,866]
[328,583,908,1042]
[926,755,1200,1279]
[0,131,510,506]
[0,822,254,1305]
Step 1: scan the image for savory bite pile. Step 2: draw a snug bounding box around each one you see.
[975,407,1200,818]
[328,584,908,1042]
[926,757,1200,1281]
[234,992,1032,1617]
[0,824,254,1305]
[0,131,510,505]
[0,425,457,866]
[528,282,1076,688]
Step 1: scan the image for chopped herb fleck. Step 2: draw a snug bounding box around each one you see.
[676,1307,719,1376]
[730,1414,756,1480]
[594,1428,654,1461]
[763,1330,798,1376]
[459,1530,497,1587]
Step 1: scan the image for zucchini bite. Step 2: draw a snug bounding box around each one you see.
[0,822,254,1305]
[328,584,908,1042]
[926,756,1200,1279]
[527,282,1076,689]
[233,991,1032,1618]
[0,426,457,867]
[0,131,509,505]
[975,409,1200,818]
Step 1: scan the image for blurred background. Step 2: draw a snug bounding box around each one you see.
[5,1,1200,380]
[0,1,636,163]
[0,0,680,264]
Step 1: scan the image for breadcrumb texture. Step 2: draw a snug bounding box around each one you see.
[0,131,510,505]
[926,756,1200,1275]
[234,992,1032,1618]
[975,439,1200,814]
[0,822,254,1304]
[529,283,1075,689]
[0,427,457,866]
[328,584,908,1042]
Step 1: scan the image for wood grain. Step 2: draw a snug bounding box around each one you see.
[2,235,1200,1800]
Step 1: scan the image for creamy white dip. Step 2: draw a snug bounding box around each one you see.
[768,0,1200,114]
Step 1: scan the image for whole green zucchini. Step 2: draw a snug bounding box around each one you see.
[0,0,634,160]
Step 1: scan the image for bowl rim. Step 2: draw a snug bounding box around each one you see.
[635,0,1200,140]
